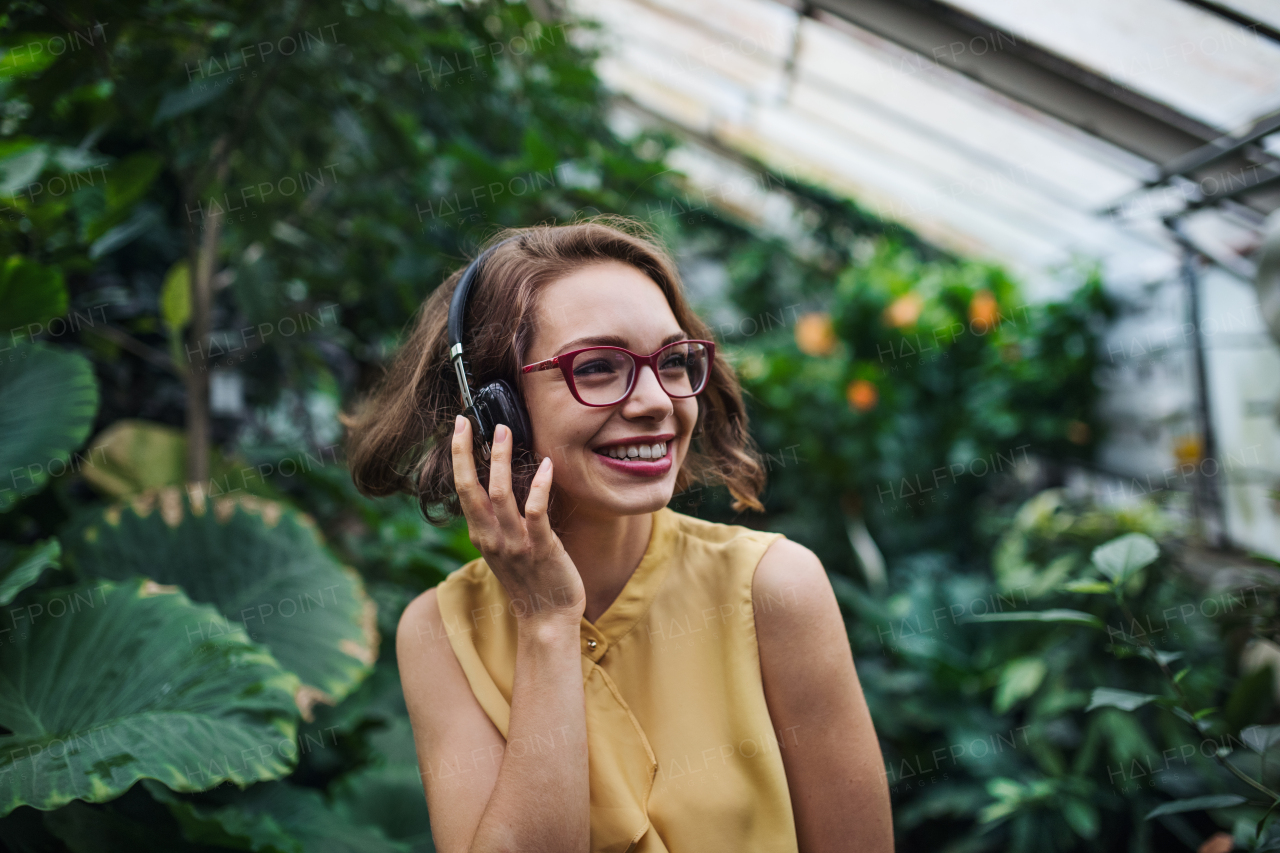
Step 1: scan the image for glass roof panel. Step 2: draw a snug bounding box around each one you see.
[939,0,1280,130]
[571,0,1180,293]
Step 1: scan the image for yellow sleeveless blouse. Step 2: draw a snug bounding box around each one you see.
[434,506,800,853]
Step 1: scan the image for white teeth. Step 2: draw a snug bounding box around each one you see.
[602,442,666,460]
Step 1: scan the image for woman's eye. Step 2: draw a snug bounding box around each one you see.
[574,359,616,376]
[661,354,688,369]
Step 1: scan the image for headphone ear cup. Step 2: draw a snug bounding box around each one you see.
[473,381,532,451]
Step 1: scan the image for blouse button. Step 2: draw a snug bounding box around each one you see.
[586,639,598,651]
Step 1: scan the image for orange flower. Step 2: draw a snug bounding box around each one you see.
[969,289,998,332]
[795,312,838,356]
[884,293,923,328]
[846,379,878,411]
[1173,434,1202,467]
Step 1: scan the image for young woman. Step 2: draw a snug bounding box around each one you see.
[347,217,893,852]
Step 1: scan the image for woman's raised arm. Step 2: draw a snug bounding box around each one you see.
[397,418,590,853]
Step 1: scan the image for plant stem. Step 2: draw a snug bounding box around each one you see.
[1115,594,1280,803]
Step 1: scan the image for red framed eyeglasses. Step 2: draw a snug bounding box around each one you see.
[522,339,716,407]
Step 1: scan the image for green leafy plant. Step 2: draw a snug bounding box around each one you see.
[827,488,1277,852]
[3,0,1266,851]
[0,578,301,817]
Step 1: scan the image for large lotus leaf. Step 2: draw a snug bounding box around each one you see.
[329,717,432,850]
[0,344,99,511]
[78,419,245,499]
[41,797,224,853]
[146,780,409,853]
[331,764,432,851]
[0,578,301,817]
[67,488,378,714]
[79,419,187,498]
[0,538,61,606]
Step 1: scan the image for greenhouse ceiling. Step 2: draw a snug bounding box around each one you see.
[565,0,1280,297]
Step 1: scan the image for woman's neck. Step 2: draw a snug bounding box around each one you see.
[554,510,654,624]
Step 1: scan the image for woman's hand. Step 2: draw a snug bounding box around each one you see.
[451,415,585,626]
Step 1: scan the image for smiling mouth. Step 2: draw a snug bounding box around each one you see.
[593,440,668,460]
[591,441,674,476]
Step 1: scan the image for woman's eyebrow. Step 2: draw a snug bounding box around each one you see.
[554,331,686,356]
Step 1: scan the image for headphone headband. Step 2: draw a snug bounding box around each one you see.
[447,236,519,351]
[445,234,532,454]
[447,235,520,408]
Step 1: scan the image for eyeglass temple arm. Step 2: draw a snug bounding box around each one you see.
[521,357,560,374]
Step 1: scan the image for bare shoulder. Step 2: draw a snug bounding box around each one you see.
[751,539,895,851]
[752,537,852,711]
[395,585,481,737]
[396,587,452,675]
[752,537,839,629]
[397,586,444,647]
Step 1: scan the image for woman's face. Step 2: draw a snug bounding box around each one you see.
[520,261,699,522]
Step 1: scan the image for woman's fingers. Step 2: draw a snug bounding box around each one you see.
[524,456,554,546]
[486,423,524,536]
[451,415,494,529]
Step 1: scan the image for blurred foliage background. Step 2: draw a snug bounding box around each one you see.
[0,1,1277,851]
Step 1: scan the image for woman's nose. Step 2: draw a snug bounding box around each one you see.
[624,364,673,418]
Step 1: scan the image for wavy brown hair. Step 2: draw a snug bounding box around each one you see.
[343,215,767,527]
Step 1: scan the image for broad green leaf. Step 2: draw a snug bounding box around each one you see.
[1145,794,1248,819]
[1242,724,1280,754]
[978,777,1025,824]
[0,578,301,817]
[79,419,188,498]
[152,78,234,126]
[1062,579,1112,594]
[149,780,409,853]
[159,261,192,334]
[964,608,1102,628]
[0,256,68,337]
[87,205,161,259]
[0,40,58,82]
[1091,533,1159,583]
[104,154,163,216]
[1225,664,1276,733]
[1086,687,1160,712]
[0,344,99,511]
[42,797,200,851]
[330,717,432,848]
[1171,706,1217,734]
[1137,647,1183,666]
[331,764,431,849]
[1062,797,1099,839]
[994,657,1047,714]
[0,538,60,606]
[83,153,164,242]
[145,780,301,853]
[0,142,48,195]
[67,488,378,713]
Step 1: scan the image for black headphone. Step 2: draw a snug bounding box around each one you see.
[447,236,533,460]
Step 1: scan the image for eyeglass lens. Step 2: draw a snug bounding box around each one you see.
[570,342,710,405]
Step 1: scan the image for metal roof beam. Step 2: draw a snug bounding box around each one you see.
[1172,0,1280,47]
[1156,110,1280,182]
[809,0,1221,165]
